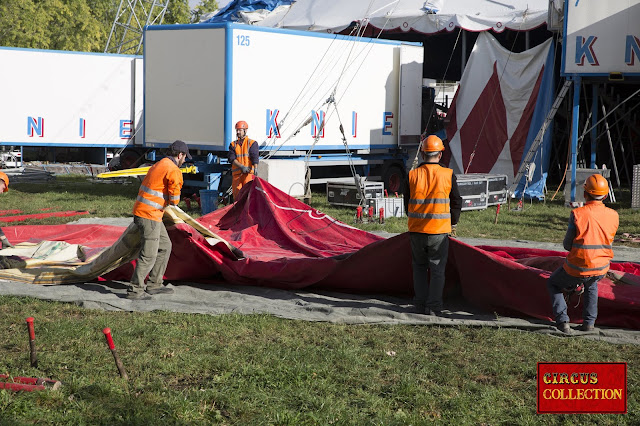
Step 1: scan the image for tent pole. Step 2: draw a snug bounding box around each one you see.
[590,84,598,169]
[461,30,466,73]
[601,103,621,187]
[570,76,581,202]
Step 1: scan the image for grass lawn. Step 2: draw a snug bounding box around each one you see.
[0,175,638,424]
[1,296,638,425]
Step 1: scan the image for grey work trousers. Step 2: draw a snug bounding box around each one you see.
[409,232,449,310]
[129,215,172,295]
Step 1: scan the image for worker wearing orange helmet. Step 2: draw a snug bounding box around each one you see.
[0,172,13,249]
[228,120,259,200]
[547,173,619,334]
[403,135,461,316]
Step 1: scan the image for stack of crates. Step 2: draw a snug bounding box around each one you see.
[456,174,488,211]
[456,173,508,210]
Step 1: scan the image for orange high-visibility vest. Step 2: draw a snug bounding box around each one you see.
[563,201,619,277]
[407,164,452,234]
[132,157,183,222]
[230,137,256,198]
[230,137,256,177]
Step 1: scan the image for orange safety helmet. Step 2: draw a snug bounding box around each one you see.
[583,174,609,197]
[235,121,249,130]
[422,135,445,152]
[0,172,8,193]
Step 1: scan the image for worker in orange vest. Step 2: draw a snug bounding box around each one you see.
[0,172,13,249]
[547,174,619,333]
[403,135,462,316]
[127,140,190,300]
[228,120,259,200]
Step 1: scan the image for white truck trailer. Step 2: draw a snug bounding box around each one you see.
[0,47,142,165]
[143,22,424,195]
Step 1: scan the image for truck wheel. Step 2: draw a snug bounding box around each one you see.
[383,165,404,194]
[109,149,144,171]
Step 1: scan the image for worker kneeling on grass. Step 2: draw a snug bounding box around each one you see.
[403,135,462,316]
[127,140,191,300]
[228,120,259,201]
[547,174,619,333]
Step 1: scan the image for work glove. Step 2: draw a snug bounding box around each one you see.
[240,165,251,174]
[1,237,14,249]
[449,225,457,238]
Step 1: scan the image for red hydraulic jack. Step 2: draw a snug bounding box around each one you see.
[0,374,61,392]
[367,206,375,223]
[355,206,363,224]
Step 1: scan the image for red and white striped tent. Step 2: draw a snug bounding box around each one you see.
[444,32,555,198]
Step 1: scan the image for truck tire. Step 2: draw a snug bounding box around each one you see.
[383,164,405,194]
[109,149,145,171]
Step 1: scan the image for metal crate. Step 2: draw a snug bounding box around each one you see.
[367,197,405,218]
[327,181,384,207]
[486,174,508,205]
[456,174,488,211]
[564,168,611,205]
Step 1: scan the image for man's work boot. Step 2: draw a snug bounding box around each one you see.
[146,287,174,295]
[557,322,571,334]
[580,323,595,332]
[146,285,174,295]
[126,291,152,300]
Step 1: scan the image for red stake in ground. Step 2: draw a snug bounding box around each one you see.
[103,328,128,380]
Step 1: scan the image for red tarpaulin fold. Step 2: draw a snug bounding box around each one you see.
[4,178,639,330]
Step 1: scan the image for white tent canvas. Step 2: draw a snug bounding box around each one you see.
[256,0,549,34]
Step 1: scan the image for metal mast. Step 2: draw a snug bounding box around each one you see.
[104,0,169,55]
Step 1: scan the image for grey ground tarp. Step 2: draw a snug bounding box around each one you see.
[1,217,638,345]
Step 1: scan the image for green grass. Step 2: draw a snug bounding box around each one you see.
[0,296,638,425]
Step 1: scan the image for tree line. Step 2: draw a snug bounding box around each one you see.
[0,0,219,53]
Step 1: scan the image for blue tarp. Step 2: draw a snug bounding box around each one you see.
[204,0,295,23]
[514,41,556,200]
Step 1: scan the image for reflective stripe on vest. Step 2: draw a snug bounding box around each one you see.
[563,201,619,277]
[132,157,183,222]
[407,164,452,234]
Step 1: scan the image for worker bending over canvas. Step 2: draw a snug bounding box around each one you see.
[403,135,462,316]
[228,120,259,200]
[127,140,190,300]
[547,174,619,333]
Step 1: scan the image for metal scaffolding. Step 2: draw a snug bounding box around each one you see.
[104,0,169,55]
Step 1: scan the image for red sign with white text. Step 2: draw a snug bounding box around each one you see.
[537,362,627,414]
